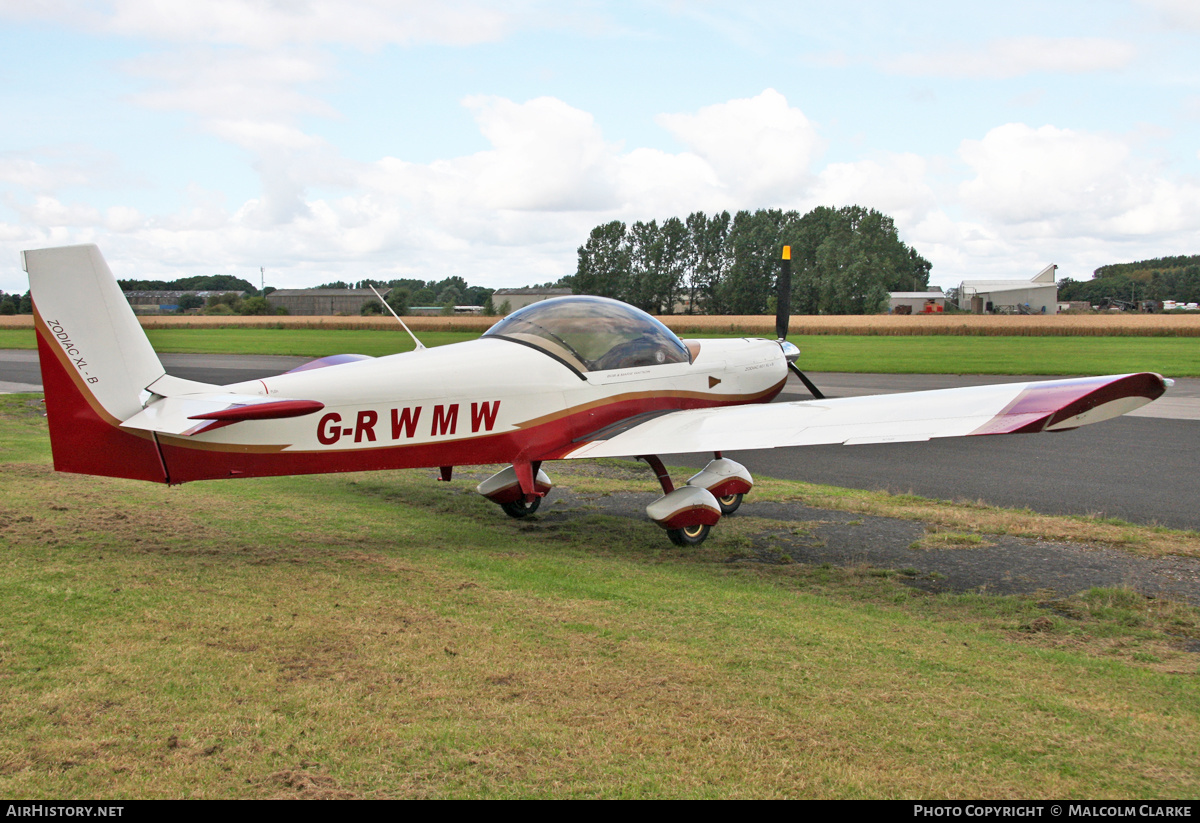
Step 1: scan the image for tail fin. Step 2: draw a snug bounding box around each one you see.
[24,244,170,482]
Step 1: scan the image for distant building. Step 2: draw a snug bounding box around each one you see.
[408,305,485,317]
[889,290,946,314]
[266,288,389,316]
[958,265,1058,314]
[124,290,245,314]
[493,287,572,312]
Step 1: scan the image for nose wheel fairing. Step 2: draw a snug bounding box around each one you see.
[478,464,553,513]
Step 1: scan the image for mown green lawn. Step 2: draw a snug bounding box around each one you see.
[2,327,1196,375]
[783,334,1200,376]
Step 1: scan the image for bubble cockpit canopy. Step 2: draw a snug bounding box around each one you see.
[482,296,691,374]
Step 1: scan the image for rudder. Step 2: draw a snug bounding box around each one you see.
[25,245,170,482]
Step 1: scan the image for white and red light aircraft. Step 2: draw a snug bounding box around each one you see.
[24,244,1169,546]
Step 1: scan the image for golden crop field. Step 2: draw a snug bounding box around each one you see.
[5,312,1200,336]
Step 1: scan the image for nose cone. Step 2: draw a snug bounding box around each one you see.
[778,340,801,363]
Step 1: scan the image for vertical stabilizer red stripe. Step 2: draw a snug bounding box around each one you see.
[35,312,168,483]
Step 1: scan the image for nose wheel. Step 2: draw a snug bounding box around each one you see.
[478,464,552,518]
[500,497,541,518]
[667,524,711,547]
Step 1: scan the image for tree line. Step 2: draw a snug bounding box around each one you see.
[0,291,32,315]
[569,206,932,315]
[1060,254,1200,305]
[118,274,262,294]
[1093,254,1200,280]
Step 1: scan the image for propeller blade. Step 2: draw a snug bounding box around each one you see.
[776,245,792,342]
[777,246,824,399]
[788,362,826,400]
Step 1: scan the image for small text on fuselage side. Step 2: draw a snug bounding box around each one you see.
[45,319,98,384]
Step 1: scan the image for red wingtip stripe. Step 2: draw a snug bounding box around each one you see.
[970,373,1166,436]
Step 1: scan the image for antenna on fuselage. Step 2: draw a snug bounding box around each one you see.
[777,244,825,400]
[369,285,426,351]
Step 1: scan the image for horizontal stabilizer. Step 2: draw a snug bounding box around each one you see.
[122,393,325,436]
[188,399,326,422]
[563,373,1168,459]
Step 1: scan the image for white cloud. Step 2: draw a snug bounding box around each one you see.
[0,0,524,48]
[82,89,832,287]
[121,46,358,228]
[947,122,1200,288]
[457,95,621,211]
[959,124,1134,223]
[957,123,1200,242]
[105,205,142,232]
[125,48,335,123]
[363,91,825,225]
[207,120,327,152]
[0,149,131,194]
[656,89,824,201]
[1139,0,1200,30]
[889,37,1136,78]
[6,87,1199,298]
[809,153,936,226]
[610,148,720,215]
[0,154,93,192]
[21,195,102,227]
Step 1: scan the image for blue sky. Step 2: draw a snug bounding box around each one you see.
[2,0,1199,295]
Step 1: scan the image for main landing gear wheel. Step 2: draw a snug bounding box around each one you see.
[717,493,743,515]
[667,524,711,547]
[501,497,541,518]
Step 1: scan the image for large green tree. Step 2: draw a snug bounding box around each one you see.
[685,210,731,314]
[721,209,788,314]
[572,205,930,315]
[787,205,929,315]
[574,221,630,299]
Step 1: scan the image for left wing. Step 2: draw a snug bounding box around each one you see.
[562,373,1168,459]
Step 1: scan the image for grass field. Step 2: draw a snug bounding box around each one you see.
[1,394,1197,799]
[2,326,1198,376]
